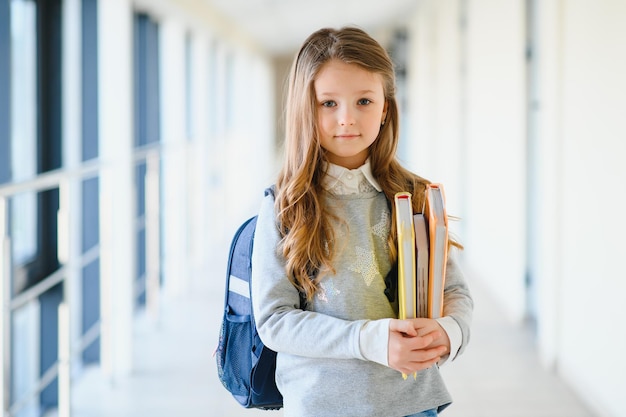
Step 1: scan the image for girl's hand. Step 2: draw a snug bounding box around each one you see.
[411,318,451,355]
[387,318,449,375]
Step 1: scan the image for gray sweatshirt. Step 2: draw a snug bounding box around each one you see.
[251,184,473,417]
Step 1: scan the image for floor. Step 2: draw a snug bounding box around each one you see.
[64,252,597,417]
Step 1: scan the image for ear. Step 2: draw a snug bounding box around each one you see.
[381,100,389,124]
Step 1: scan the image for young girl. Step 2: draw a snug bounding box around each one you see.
[251,27,473,417]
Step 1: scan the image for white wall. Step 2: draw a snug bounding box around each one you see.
[94,0,276,375]
[406,0,465,234]
[533,0,563,376]
[205,40,276,252]
[407,0,527,322]
[550,1,626,416]
[407,0,626,416]
[464,0,527,322]
[134,0,276,292]
[221,48,276,231]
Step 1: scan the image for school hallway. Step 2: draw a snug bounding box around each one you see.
[59,246,596,417]
[3,1,626,416]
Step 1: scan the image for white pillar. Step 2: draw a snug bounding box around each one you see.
[61,0,83,377]
[160,17,189,297]
[98,0,135,381]
[534,0,564,370]
[189,34,210,280]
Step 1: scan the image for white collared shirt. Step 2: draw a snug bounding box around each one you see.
[321,159,382,194]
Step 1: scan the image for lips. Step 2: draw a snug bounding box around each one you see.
[335,134,360,139]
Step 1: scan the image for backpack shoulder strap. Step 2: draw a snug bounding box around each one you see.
[261,184,308,310]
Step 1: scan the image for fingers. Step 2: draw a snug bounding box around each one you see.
[389,318,418,337]
[409,330,440,349]
[409,345,447,363]
[407,317,434,329]
[405,318,450,352]
[389,319,441,342]
[392,345,447,375]
[388,328,447,374]
[387,318,452,374]
[396,355,441,375]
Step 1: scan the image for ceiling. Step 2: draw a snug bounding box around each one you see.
[205,0,419,55]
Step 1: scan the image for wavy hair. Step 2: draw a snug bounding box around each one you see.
[276,27,435,300]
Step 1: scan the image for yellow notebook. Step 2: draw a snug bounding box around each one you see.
[394,192,417,380]
[394,192,416,321]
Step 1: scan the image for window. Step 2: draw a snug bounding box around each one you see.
[9,0,64,410]
[133,12,160,306]
[133,13,160,147]
[0,2,12,184]
[10,0,39,292]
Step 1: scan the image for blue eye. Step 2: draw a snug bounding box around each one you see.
[321,101,336,108]
[358,98,372,105]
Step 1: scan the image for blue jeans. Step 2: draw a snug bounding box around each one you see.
[406,409,438,417]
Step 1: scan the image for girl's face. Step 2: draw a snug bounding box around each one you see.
[314,60,388,169]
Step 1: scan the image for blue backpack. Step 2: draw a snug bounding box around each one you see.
[215,187,398,409]
[215,187,284,410]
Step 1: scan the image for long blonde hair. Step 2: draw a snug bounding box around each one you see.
[276,27,431,300]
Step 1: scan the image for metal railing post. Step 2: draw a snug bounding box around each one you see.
[99,165,113,379]
[0,196,11,416]
[0,162,101,416]
[58,302,70,417]
[57,179,71,416]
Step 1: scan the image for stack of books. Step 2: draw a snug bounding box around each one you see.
[394,184,449,321]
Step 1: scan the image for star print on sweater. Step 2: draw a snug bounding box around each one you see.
[371,210,390,256]
[349,246,380,286]
[316,279,341,302]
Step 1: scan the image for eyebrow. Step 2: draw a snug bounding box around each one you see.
[316,89,378,97]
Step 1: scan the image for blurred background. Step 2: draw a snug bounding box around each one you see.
[1,0,625,416]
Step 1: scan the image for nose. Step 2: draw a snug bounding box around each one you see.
[338,106,355,126]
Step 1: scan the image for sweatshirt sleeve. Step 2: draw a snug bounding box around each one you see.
[251,194,369,360]
[440,248,473,358]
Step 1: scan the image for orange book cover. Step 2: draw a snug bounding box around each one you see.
[423,184,448,319]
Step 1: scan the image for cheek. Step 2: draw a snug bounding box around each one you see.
[365,111,384,134]
[317,113,332,134]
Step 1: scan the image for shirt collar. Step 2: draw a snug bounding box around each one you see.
[321,159,382,194]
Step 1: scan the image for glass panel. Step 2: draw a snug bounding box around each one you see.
[133,13,160,147]
[11,301,40,417]
[81,259,100,363]
[0,3,10,184]
[11,192,37,275]
[10,0,38,271]
[82,0,99,161]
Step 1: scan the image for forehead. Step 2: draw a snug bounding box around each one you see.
[314,60,384,95]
